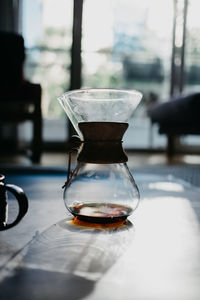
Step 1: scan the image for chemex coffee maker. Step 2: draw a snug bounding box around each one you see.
[58,89,142,224]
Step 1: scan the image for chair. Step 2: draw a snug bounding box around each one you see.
[0,31,42,162]
[148,92,200,156]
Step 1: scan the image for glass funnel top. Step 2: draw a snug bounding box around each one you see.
[58,88,142,136]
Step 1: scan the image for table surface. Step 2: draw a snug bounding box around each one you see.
[0,173,200,300]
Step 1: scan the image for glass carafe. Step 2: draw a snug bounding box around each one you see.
[58,89,142,223]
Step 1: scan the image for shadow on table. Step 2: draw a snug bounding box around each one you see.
[0,268,94,300]
[0,218,134,300]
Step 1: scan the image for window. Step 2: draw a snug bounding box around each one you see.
[179,0,200,149]
[21,0,198,152]
[21,0,73,144]
[81,0,173,149]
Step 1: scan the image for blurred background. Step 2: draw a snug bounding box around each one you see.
[0,0,200,167]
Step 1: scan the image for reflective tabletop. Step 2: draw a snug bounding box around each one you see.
[0,173,199,300]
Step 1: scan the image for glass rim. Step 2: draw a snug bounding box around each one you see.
[58,88,143,102]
